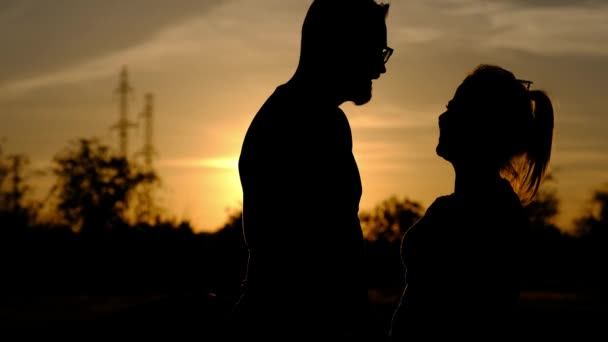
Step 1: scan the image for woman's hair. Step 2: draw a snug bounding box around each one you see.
[461,64,555,203]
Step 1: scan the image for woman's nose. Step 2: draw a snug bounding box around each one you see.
[439,111,448,128]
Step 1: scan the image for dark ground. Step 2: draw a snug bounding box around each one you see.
[0,289,604,340]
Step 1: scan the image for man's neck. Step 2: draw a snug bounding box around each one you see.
[287,70,345,107]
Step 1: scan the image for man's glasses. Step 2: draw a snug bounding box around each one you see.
[382,47,394,64]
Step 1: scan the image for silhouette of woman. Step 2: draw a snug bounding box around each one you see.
[389,64,555,340]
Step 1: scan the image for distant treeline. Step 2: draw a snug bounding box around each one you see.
[0,138,607,304]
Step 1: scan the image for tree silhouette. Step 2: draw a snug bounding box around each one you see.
[574,186,608,296]
[0,142,7,206]
[50,138,156,234]
[360,195,424,243]
[360,196,425,289]
[210,207,247,297]
[519,174,581,292]
[523,174,560,231]
[0,143,38,230]
[0,144,10,212]
[575,187,608,238]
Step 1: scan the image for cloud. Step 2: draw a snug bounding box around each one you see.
[0,0,306,99]
[0,0,228,84]
[389,0,608,56]
[482,5,608,56]
[348,104,429,129]
[500,0,608,8]
[0,17,210,98]
[160,157,238,170]
[391,26,443,46]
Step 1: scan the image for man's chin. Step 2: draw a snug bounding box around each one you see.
[351,92,372,106]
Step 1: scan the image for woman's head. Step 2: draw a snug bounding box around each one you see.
[436,64,554,202]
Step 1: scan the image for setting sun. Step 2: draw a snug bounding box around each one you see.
[1,0,607,234]
[1,0,606,335]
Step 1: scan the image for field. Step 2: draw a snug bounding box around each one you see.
[0,289,603,339]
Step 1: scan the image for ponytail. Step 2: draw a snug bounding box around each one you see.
[520,90,554,202]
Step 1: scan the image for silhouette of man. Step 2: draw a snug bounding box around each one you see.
[232,0,392,339]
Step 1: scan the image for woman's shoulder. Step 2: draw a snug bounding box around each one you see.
[403,194,455,235]
[495,179,527,218]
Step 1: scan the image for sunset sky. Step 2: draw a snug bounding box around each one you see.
[1,0,607,233]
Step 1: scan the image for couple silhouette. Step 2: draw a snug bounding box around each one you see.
[231,0,554,340]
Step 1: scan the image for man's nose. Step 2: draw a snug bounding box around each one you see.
[372,63,386,79]
[379,63,386,75]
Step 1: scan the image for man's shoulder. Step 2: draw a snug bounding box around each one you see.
[254,85,305,123]
[241,86,303,151]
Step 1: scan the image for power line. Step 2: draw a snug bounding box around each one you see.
[111,65,138,158]
[136,93,158,222]
[137,93,157,173]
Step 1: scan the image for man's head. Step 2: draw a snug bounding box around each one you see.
[298,0,391,105]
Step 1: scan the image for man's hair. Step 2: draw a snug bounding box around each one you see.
[300,0,389,61]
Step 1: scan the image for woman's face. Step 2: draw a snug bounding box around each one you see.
[436,69,531,169]
[436,82,489,164]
